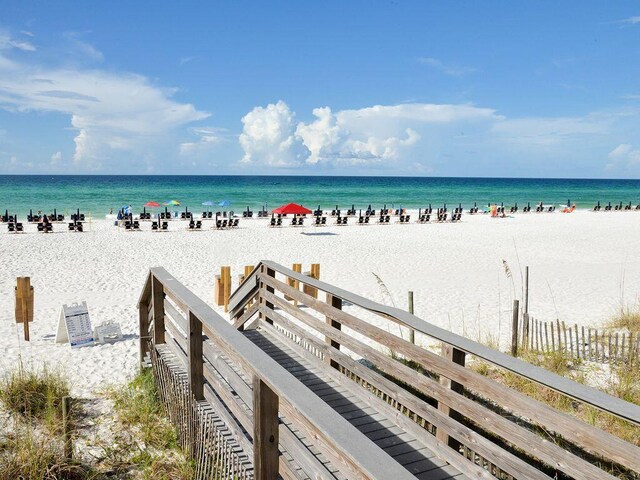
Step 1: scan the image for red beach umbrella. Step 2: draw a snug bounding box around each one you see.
[272,203,312,215]
[145,201,161,207]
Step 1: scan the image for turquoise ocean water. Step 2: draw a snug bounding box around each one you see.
[0,175,639,217]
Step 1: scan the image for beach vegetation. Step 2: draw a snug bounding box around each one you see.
[608,305,640,332]
[0,361,70,430]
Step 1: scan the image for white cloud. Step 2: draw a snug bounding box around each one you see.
[180,127,227,156]
[491,115,611,146]
[621,16,640,25]
[63,32,103,61]
[418,57,476,76]
[0,55,209,168]
[50,151,62,165]
[0,30,36,52]
[607,143,640,168]
[239,101,310,167]
[239,101,500,168]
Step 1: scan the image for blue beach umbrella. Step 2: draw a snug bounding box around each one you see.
[218,199,231,207]
[202,200,214,213]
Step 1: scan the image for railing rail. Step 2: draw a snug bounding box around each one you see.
[229,260,640,480]
[231,260,640,425]
[139,266,415,480]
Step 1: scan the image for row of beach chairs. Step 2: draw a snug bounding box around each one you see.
[593,201,640,211]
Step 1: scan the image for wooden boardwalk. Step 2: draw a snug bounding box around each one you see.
[138,262,640,479]
[244,327,464,479]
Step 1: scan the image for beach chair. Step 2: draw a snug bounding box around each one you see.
[624,202,632,211]
[161,222,168,230]
[314,216,322,226]
[16,222,23,232]
[231,219,239,228]
[76,223,83,232]
[509,203,518,214]
[152,221,159,231]
[347,207,356,216]
[7,223,14,232]
[593,202,601,211]
[451,212,462,222]
[188,221,195,230]
[604,202,612,211]
[636,203,640,210]
[418,214,430,223]
[523,203,531,213]
[547,205,555,212]
[291,217,298,226]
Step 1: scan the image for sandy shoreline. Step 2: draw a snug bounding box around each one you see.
[1,209,639,396]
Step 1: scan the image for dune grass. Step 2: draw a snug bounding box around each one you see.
[608,306,640,332]
[0,364,193,479]
[0,362,70,429]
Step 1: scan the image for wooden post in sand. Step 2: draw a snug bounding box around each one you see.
[221,266,232,313]
[511,299,520,357]
[302,264,320,299]
[15,277,34,341]
[522,266,530,349]
[62,396,72,460]
[408,291,415,345]
[285,264,302,303]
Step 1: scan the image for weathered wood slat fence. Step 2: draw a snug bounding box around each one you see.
[522,316,639,364]
[139,262,640,479]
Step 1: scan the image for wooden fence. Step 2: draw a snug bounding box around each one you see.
[522,316,639,364]
[230,262,640,480]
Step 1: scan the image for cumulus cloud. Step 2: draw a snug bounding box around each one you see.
[239,101,310,167]
[607,143,640,169]
[240,101,499,168]
[50,151,62,165]
[0,53,209,168]
[418,57,476,76]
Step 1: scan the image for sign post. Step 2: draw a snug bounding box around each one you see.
[15,277,34,341]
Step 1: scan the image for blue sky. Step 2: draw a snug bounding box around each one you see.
[1,1,640,177]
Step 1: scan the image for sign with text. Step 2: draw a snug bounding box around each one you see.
[56,302,94,348]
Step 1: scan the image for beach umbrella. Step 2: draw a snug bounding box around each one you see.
[164,200,180,206]
[272,203,312,215]
[202,200,214,213]
[218,199,231,207]
[145,201,161,208]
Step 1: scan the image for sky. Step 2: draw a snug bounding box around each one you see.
[1,1,640,177]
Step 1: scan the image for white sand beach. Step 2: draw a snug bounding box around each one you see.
[1,210,639,396]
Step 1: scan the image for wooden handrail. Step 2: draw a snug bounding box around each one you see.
[243,260,640,426]
[140,267,415,480]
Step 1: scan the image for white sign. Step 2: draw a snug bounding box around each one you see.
[94,321,123,344]
[56,302,94,348]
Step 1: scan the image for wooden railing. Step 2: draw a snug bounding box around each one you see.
[138,267,415,480]
[229,261,640,480]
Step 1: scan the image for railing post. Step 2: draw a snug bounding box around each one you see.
[408,291,415,345]
[511,299,520,357]
[436,343,465,449]
[139,300,150,367]
[152,276,165,344]
[188,311,204,400]
[253,376,279,479]
[325,294,342,369]
[260,265,275,325]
